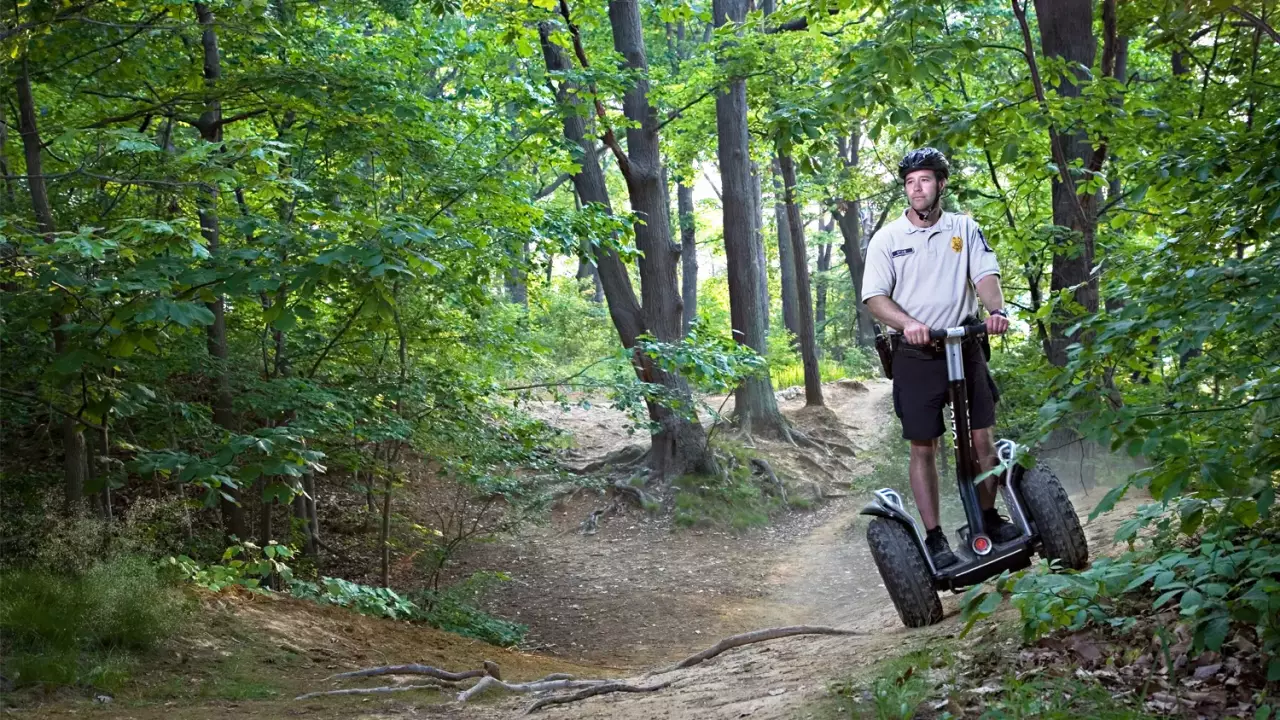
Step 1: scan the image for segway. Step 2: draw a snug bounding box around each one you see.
[862,321,1089,628]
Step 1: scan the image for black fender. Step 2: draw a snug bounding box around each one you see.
[860,488,937,576]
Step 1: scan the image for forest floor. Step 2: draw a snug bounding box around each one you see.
[5,378,1147,719]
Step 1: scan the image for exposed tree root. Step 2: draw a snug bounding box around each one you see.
[295,683,446,700]
[789,428,832,456]
[576,443,647,474]
[456,675,604,702]
[664,625,864,671]
[612,478,659,508]
[749,458,787,504]
[325,663,490,682]
[523,679,675,714]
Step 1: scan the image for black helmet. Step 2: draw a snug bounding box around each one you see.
[898,147,950,181]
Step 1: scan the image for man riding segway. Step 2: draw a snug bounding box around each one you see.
[856,148,1089,628]
[862,147,1021,570]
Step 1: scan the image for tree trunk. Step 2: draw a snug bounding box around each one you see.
[816,231,831,341]
[542,18,715,480]
[15,59,88,510]
[772,163,801,344]
[713,0,789,436]
[506,242,529,306]
[607,0,717,479]
[194,3,247,538]
[678,182,698,333]
[778,153,824,407]
[1032,0,1101,368]
[750,162,769,332]
[379,472,392,588]
[832,128,875,347]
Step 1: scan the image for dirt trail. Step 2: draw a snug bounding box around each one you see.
[460,379,1143,719]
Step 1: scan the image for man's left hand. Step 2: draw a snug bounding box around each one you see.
[985,312,1009,335]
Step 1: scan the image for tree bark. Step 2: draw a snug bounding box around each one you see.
[778,153,824,407]
[193,3,247,538]
[713,0,789,435]
[505,243,529,306]
[832,127,875,346]
[815,221,832,342]
[607,0,717,479]
[678,182,698,333]
[15,59,88,510]
[1030,0,1102,367]
[772,163,802,344]
[543,17,716,479]
[379,471,392,588]
[750,162,769,332]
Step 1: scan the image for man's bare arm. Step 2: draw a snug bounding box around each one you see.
[975,275,1009,335]
[866,296,930,345]
[975,275,1005,313]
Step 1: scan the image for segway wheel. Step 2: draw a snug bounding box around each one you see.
[866,518,943,628]
[1020,463,1089,570]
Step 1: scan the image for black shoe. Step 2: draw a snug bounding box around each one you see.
[984,509,1022,544]
[925,529,958,569]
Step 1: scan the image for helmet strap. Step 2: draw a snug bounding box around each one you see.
[912,188,943,223]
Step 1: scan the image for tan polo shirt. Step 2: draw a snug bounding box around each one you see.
[860,209,1000,332]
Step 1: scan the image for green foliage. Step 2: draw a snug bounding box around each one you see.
[672,446,785,530]
[289,576,419,621]
[960,517,1280,682]
[169,541,297,593]
[0,556,187,691]
[415,572,528,648]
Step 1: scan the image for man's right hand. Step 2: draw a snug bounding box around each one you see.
[903,320,931,346]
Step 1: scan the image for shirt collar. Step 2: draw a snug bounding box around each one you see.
[902,209,952,235]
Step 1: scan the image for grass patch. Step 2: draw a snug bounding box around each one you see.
[673,472,779,530]
[0,555,189,692]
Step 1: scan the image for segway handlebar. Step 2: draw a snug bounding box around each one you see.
[928,322,987,342]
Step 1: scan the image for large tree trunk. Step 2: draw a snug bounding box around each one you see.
[608,0,717,478]
[772,163,801,344]
[542,19,714,480]
[750,163,769,332]
[713,0,788,436]
[778,153,824,407]
[1032,0,1101,368]
[194,3,247,539]
[832,128,875,346]
[16,60,88,510]
[678,182,698,333]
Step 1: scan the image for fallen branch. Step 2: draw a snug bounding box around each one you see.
[326,663,490,682]
[295,682,445,700]
[524,680,674,714]
[457,675,606,703]
[667,626,864,670]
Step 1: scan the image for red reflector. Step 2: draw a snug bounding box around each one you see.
[974,537,990,552]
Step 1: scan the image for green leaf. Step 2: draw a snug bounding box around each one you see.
[1201,614,1229,651]
[1179,588,1203,613]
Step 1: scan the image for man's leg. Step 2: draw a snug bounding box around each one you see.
[971,426,998,510]
[909,439,941,530]
[971,425,1020,542]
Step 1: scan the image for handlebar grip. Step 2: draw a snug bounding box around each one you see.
[927,322,987,341]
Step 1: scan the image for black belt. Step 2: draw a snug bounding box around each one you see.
[890,334,979,359]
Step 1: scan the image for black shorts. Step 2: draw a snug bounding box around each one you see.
[891,342,1000,441]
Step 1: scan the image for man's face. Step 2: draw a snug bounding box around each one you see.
[904,169,943,213]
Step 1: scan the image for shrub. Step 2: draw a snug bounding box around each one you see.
[0,555,187,691]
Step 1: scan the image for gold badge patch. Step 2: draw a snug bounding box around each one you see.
[951,235,963,252]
